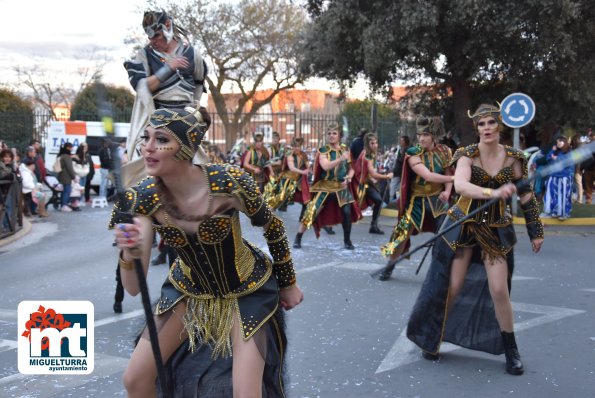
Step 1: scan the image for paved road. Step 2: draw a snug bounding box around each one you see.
[0,203,594,397]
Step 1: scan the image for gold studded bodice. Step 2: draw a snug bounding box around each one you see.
[448,144,526,226]
[109,163,296,299]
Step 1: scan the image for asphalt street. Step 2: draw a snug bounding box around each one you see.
[0,202,594,397]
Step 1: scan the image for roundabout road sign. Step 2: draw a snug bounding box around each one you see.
[500,92,535,128]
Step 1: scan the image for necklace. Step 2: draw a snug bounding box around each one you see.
[155,168,213,222]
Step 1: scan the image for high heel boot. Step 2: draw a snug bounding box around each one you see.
[501,331,524,375]
[293,232,303,249]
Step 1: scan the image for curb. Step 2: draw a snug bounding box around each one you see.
[0,217,33,247]
[380,208,595,226]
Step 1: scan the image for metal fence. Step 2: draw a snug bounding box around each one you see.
[0,109,415,153]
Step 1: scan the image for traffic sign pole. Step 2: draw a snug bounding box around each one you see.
[500,93,536,217]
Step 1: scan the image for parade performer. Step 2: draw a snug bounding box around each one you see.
[110,106,303,397]
[124,10,207,161]
[268,131,285,176]
[294,122,362,250]
[406,104,544,376]
[266,131,288,211]
[267,136,311,215]
[242,132,273,193]
[378,117,453,281]
[353,132,393,235]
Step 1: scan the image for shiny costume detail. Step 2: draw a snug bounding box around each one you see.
[109,164,296,359]
[266,149,310,211]
[381,144,452,257]
[441,144,544,258]
[242,145,270,191]
[406,144,544,356]
[123,33,206,160]
[353,151,376,208]
[302,144,361,236]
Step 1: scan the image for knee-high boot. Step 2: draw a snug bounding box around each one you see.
[293,232,303,249]
[501,331,524,375]
[341,206,354,250]
[369,203,384,234]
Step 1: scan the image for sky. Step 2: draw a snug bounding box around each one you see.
[0,0,370,99]
[1,0,154,91]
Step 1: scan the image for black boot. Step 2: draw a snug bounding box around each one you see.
[341,206,354,249]
[501,331,524,375]
[293,232,303,249]
[113,301,122,313]
[322,226,335,235]
[421,351,440,361]
[378,264,395,281]
[369,223,385,235]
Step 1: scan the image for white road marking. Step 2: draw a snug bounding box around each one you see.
[512,275,539,281]
[95,309,145,327]
[0,339,18,354]
[337,262,407,272]
[0,352,128,394]
[376,302,585,374]
[299,261,340,274]
[580,288,595,292]
[0,309,17,322]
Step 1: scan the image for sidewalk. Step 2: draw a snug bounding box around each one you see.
[381,202,595,226]
[0,217,32,247]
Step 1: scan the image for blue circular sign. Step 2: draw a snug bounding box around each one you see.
[500,93,535,128]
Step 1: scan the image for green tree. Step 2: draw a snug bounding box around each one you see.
[303,0,592,144]
[0,88,34,151]
[70,84,134,122]
[340,100,410,148]
[156,0,310,149]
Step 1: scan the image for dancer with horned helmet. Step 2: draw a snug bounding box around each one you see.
[378,116,453,281]
[242,131,274,194]
[110,106,303,397]
[352,132,394,235]
[294,122,362,250]
[406,103,544,375]
[267,136,311,214]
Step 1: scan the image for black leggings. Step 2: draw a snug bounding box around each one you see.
[366,185,383,224]
[326,193,352,242]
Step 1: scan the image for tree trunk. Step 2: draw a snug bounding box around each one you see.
[450,78,475,146]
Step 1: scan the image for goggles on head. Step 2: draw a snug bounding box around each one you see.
[143,11,168,39]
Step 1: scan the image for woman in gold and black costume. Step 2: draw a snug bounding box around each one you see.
[406,104,544,376]
[110,106,303,397]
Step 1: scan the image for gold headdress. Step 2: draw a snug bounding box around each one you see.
[148,106,208,161]
[468,103,502,128]
[416,116,445,137]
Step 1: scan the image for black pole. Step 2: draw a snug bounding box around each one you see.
[117,211,170,397]
[414,242,433,275]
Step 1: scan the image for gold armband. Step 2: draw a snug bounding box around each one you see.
[482,188,493,198]
[119,252,135,271]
